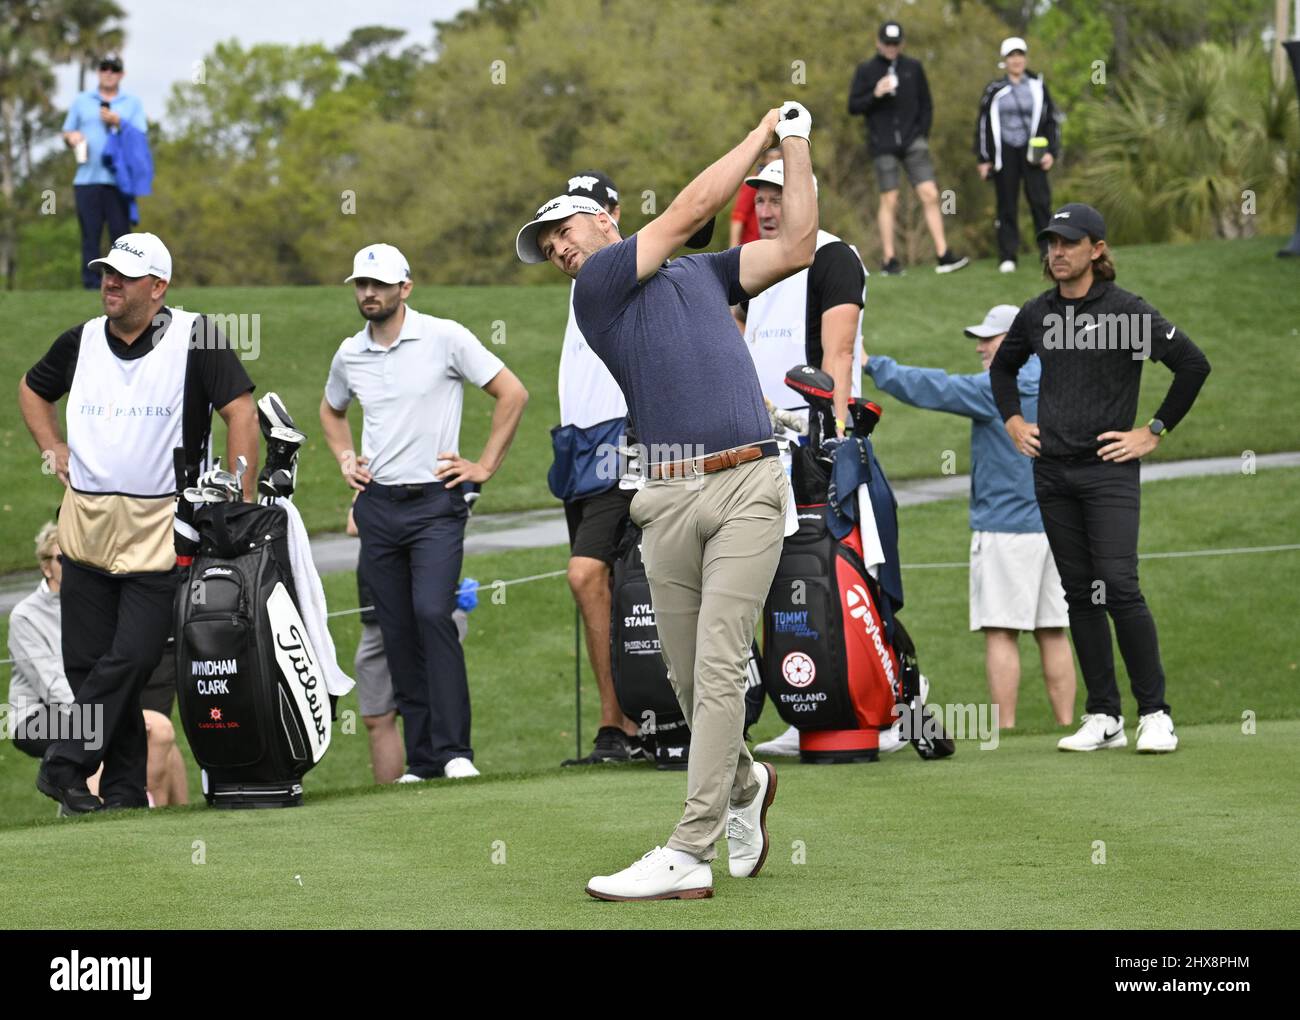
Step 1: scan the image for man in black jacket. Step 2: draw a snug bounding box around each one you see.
[975,38,1062,272]
[847,20,967,276]
[989,204,1211,755]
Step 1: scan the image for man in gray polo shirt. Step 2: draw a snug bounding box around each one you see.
[516,101,816,900]
[320,243,528,781]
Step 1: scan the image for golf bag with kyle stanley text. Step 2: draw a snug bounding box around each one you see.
[610,517,765,771]
[172,393,334,807]
[762,366,954,763]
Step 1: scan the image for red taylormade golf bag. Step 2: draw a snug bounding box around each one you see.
[172,394,332,807]
[610,519,765,770]
[762,366,954,763]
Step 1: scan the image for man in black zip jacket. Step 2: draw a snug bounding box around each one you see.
[847,20,966,276]
[989,204,1210,755]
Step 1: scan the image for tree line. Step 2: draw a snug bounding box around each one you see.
[3,0,1293,289]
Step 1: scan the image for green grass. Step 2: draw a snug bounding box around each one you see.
[4,721,1295,929]
[0,235,1296,573]
[1,468,1296,927]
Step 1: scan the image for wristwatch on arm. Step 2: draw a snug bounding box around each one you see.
[1147,417,1165,437]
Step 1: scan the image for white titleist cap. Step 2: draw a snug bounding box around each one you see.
[1000,37,1028,58]
[964,304,1020,339]
[744,160,819,196]
[88,232,172,281]
[346,243,411,284]
[515,194,608,264]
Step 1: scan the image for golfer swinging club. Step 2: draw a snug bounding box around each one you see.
[516,101,816,900]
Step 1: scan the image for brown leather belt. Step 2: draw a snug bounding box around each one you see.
[647,441,776,481]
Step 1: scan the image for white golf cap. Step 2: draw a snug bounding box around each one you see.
[1000,36,1028,58]
[743,160,819,196]
[964,304,1020,339]
[345,243,411,284]
[515,195,609,264]
[88,232,172,280]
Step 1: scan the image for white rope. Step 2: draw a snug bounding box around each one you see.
[2,544,1296,667]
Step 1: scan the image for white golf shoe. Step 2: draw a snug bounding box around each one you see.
[1057,713,1127,751]
[586,847,713,901]
[726,763,777,878]
[1136,711,1178,753]
[394,773,425,784]
[754,725,801,757]
[443,757,481,778]
[998,260,1017,273]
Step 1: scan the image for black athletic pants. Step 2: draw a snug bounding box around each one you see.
[75,184,132,289]
[353,481,472,777]
[1033,458,1170,718]
[992,145,1053,264]
[42,559,177,805]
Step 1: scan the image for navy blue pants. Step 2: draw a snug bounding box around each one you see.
[43,559,178,805]
[75,184,132,289]
[1033,458,1169,718]
[353,482,471,776]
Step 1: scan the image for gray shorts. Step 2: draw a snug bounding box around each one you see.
[354,622,396,717]
[873,136,936,192]
[354,613,470,717]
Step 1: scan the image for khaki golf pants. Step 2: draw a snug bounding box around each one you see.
[630,455,787,860]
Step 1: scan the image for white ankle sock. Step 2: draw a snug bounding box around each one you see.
[665,848,702,868]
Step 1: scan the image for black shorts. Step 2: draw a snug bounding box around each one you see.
[140,643,177,718]
[564,485,634,565]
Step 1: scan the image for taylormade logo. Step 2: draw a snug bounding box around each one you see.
[49,951,151,1000]
[846,584,896,688]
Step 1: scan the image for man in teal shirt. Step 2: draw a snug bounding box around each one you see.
[866,303,1076,729]
[60,53,147,289]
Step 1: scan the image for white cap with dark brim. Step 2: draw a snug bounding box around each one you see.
[963,304,1020,338]
[516,195,609,264]
[88,232,172,281]
[743,160,819,196]
[1000,36,1028,58]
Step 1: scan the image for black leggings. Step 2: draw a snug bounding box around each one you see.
[1033,458,1169,718]
[992,146,1053,263]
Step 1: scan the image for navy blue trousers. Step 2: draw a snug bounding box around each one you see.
[75,184,132,289]
[353,482,471,776]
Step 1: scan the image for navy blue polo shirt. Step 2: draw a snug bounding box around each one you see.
[572,234,771,459]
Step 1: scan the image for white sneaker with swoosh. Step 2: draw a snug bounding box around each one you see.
[1136,710,1178,753]
[1057,713,1127,751]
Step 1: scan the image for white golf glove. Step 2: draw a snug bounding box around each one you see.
[775,101,812,142]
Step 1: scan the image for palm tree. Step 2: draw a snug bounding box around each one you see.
[1079,40,1298,243]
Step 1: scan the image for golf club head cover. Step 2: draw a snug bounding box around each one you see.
[775,100,812,142]
[785,364,836,450]
[848,398,882,437]
[257,392,307,500]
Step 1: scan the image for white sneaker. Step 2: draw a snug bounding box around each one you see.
[998,260,1017,273]
[726,763,776,878]
[1057,714,1127,751]
[754,725,800,757]
[1136,711,1178,753]
[394,773,425,784]
[586,846,713,901]
[442,757,480,778]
